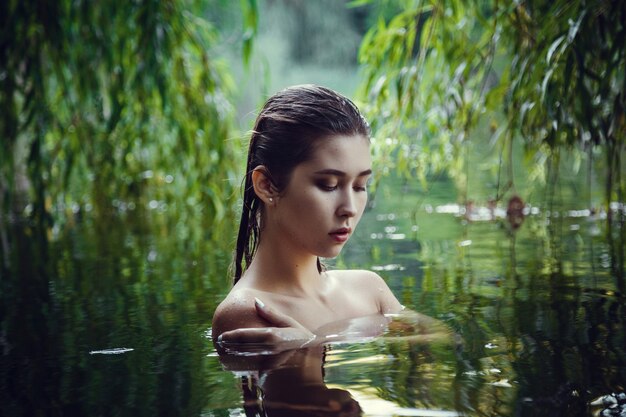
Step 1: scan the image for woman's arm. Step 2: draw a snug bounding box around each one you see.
[215,300,397,355]
[383,308,455,344]
[354,272,453,344]
[213,271,449,353]
[213,297,316,354]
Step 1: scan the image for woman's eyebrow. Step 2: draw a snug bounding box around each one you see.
[313,168,372,177]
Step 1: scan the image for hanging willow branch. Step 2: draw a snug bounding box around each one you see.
[0,0,259,272]
[357,0,625,212]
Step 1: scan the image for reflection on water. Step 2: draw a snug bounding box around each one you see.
[221,346,363,416]
[215,313,458,417]
[1,178,624,416]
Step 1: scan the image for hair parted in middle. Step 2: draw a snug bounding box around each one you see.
[233,84,371,284]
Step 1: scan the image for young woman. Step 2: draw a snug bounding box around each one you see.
[212,85,404,352]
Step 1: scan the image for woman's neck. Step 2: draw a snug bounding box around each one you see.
[243,236,323,296]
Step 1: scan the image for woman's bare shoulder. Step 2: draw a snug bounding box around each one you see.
[328,269,387,285]
[211,288,267,338]
[327,269,403,313]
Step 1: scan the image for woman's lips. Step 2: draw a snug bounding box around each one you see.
[329,227,351,242]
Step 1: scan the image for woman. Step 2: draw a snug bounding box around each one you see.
[212,85,404,352]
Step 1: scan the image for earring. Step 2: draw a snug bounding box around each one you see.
[269,197,273,203]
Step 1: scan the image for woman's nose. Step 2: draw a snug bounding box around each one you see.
[337,190,358,217]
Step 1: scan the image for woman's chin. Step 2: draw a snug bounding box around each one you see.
[319,248,343,259]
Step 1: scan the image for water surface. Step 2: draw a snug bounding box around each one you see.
[1,177,624,416]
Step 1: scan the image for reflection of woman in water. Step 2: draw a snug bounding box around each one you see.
[212,85,403,351]
[221,345,362,417]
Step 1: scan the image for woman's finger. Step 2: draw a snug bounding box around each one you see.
[254,297,306,329]
[219,327,276,344]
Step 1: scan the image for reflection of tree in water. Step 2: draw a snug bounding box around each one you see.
[378,342,444,409]
[0,216,234,416]
[452,277,626,416]
[511,284,625,417]
[363,229,626,417]
[0,222,60,416]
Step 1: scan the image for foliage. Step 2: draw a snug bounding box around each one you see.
[0,0,258,272]
[357,0,626,211]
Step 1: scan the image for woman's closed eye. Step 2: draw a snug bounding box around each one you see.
[317,182,338,191]
[316,181,368,192]
[354,177,372,192]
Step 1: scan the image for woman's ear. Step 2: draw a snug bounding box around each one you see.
[251,166,277,205]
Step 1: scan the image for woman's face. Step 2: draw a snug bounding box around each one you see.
[270,134,371,259]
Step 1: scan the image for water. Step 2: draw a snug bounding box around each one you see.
[1,177,624,416]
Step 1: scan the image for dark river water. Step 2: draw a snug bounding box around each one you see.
[1,176,624,417]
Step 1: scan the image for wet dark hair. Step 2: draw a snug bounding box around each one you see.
[233,84,370,284]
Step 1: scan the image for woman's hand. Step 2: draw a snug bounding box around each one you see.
[216,298,316,354]
[383,309,455,344]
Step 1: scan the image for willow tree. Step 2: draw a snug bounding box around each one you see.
[357,0,625,211]
[0,1,257,272]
